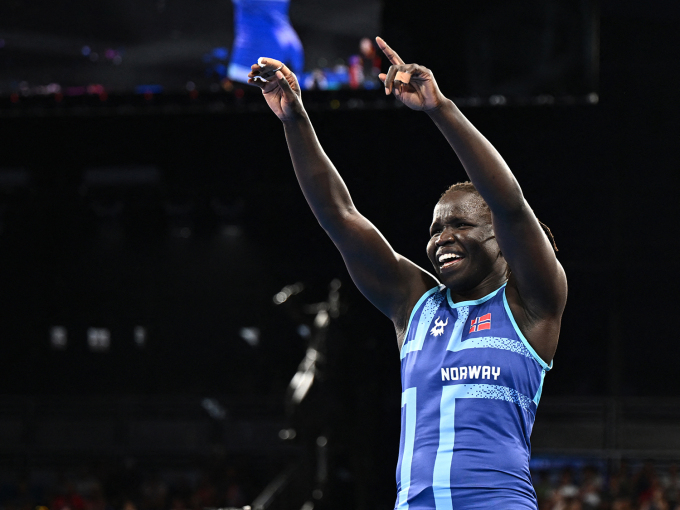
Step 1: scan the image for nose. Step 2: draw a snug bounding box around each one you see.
[435,227,456,246]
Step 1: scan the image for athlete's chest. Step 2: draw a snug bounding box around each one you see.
[400,291,525,389]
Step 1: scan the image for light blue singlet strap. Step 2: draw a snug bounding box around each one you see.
[501,287,553,371]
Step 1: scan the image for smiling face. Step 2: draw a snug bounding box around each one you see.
[426,191,508,297]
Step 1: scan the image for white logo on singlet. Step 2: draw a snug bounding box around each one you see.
[430,317,448,337]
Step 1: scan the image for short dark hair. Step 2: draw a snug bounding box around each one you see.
[439,181,558,252]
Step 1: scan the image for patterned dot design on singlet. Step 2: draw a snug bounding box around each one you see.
[463,384,534,411]
[421,291,446,326]
[457,306,469,324]
[461,336,533,358]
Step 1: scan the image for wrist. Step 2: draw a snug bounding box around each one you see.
[281,104,309,125]
[425,97,456,118]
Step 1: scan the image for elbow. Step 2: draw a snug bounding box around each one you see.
[505,197,531,217]
[317,204,358,233]
[490,196,530,220]
[483,181,526,216]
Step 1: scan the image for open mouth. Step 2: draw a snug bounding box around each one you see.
[438,253,463,271]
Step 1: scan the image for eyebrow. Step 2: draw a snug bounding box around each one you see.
[430,214,477,232]
[435,214,470,224]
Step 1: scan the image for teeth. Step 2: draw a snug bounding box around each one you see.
[438,253,461,263]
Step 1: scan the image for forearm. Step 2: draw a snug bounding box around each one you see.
[427,99,525,212]
[282,113,356,230]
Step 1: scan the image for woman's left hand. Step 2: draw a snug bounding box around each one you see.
[376,37,447,112]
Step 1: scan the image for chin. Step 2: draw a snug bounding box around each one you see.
[441,268,490,294]
[438,272,465,290]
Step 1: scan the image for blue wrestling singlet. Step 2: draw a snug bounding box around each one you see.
[396,284,552,510]
[228,0,304,83]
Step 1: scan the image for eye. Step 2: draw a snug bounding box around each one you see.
[430,228,441,237]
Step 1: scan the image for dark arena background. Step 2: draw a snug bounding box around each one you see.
[0,0,679,509]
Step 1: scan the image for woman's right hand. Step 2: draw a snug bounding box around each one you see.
[248,58,304,122]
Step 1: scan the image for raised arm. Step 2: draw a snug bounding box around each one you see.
[376,38,567,362]
[248,59,436,342]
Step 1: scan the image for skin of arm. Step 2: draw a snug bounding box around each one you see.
[377,37,567,363]
[427,101,567,362]
[248,61,437,347]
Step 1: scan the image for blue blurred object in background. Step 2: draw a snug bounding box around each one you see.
[227,0,304,83]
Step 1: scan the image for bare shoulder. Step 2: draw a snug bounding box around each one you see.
[504,275,566,366]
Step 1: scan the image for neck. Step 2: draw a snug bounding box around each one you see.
[447,273,508,303]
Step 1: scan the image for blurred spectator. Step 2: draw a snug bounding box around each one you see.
[359,37,382,89]
[661,464,680,508]
[85,486,111,510]
[304,69,329,91]
[552,467,580,510]
[609,462,634,502]
[349,38,382,90]
[169,496,189,510]
[640,487,670,510]
[190,475,217,509]
[166,476,192,510]
[51,480,86,510]
[75,466,101,502]
[222,467,247,508]
[121,499,137,510]
[580,465,603,510]
[612,498,634,510]
[533,469,553,509]
[5,457,680,510]
[140,474,167,510]
[635,462,658,506]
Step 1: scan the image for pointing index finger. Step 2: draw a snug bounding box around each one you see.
[375,36,405,65]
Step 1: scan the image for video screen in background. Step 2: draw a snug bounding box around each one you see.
[0,0,597,103]
[0,0,383,97]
